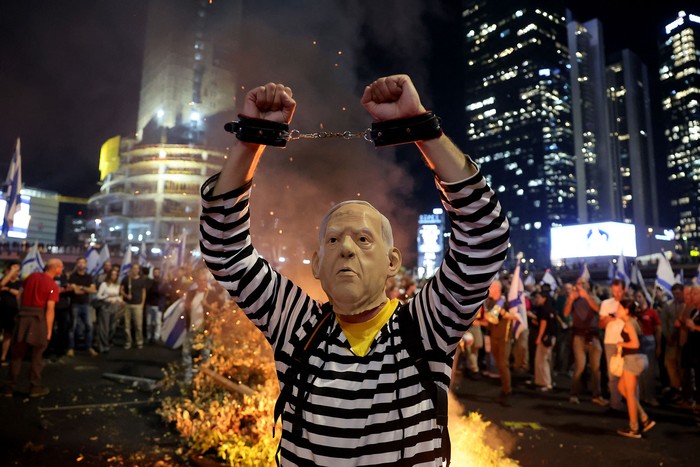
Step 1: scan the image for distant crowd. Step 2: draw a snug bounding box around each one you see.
[1,254,226,398]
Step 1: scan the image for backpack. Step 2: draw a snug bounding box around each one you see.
[273,302,451,465]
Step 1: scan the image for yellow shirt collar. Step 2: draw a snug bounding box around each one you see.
[337,298,400,357]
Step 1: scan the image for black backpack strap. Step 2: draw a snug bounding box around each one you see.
[397,306,451,465]
[273,302,334,451]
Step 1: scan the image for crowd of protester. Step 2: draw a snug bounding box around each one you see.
[0,253,220,398]
[390,267,700,438]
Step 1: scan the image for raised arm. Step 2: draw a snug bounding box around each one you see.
[212,83,296,196]
[360,74,477,182]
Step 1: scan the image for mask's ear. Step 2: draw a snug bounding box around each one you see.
[387,247,402,277]
[312,251,320,279]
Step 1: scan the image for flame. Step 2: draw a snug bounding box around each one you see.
[449,393,519,466]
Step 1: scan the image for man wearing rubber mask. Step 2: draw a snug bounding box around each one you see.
[200,74,509,465]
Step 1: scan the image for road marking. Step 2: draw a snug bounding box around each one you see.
[502,421,544,430]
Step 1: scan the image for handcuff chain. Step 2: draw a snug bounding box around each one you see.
[288,129,372,142]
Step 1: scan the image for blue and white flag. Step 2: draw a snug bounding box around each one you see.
[695,264,700,286]
[20,242,44,279]
[580,262,591,282]
[508,262,528,339]
[675,268,684,287]
[630,261,652,304]
[524,272,536,288]
[615,254,631,288]
[161,298,186,349]
[655,252,675,297]
[86,246,100,276]
[96,245,111,276]
[119,248,132,283]
[2,138,22,235]
[541,269,558,295]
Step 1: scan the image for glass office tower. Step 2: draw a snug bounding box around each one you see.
[659,11,700,251]
[462,1,575,265]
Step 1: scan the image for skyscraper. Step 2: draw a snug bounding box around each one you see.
[462,1,575,265]
[659,11,700,252]
[606,49,659,227]
[88,0,241,255]
[568,18,659,228]
[568,18,617,223]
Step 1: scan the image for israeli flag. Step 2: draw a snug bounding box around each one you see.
[615,254,631,288]
[20,242,44,279]
[119,248,132,283]
[161,298,186,349]
[655,252,675,298]
[580,262,591,282]
[86,246,100,276]
[2,138,22,235]
[508,262,528,339]
[96,245,111,276]
[541,269,558,295]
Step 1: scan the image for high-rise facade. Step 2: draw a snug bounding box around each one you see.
[606,50,659,227]
[88,0,241,254]
[568,19,617,223]
[568,17,659,229]
[462,1,575,265]
[659,11,700,251]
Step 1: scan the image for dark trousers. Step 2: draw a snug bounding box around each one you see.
[7,340,48,389]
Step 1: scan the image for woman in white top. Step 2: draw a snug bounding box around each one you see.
[95,269,123,353]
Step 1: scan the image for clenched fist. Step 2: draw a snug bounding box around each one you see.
[361,74,427,122]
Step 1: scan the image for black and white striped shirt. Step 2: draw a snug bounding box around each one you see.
[200,170,509,466]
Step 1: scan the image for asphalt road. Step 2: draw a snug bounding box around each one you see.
[2,345,698,466]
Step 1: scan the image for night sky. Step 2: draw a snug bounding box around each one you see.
[0,0,696,203]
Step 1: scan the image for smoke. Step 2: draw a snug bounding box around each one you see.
[224,0,447,296]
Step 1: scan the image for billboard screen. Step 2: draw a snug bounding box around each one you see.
[550,222,637,261]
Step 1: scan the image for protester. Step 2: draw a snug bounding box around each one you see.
[145,267,164,344]
[0,261,21,365]
[199,74,509,464]
[532,290,557,392]
[95,268,123,354]
[635,288,661,407]
[565,278,607,406]
[4,259,63,398]
[119,263,148,349]
[661,284,685,401]
[598,279,628,411]
[67,257,98,357]
[680,285,700,409]
[616,298,656,438]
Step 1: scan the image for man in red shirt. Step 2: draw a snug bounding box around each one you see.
[4,258,63,398]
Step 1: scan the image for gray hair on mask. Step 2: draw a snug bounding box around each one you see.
[318,200,394,253]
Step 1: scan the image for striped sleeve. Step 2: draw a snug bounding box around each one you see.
[199,174,318,353]
[410,167,509,355]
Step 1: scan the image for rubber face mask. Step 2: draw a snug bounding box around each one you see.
[313,203,399,316]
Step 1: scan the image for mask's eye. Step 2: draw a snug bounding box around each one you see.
[328,237,338,244]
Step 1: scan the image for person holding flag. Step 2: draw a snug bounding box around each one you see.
[487,278,519,406]
[508,258,529,375]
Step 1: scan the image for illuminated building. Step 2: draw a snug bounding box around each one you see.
[606,50,659,227]
[462,1,575,265]
[416,209,446,279]
[659,11,700,250]
[569,18,659,226]
[88,0,241,254]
